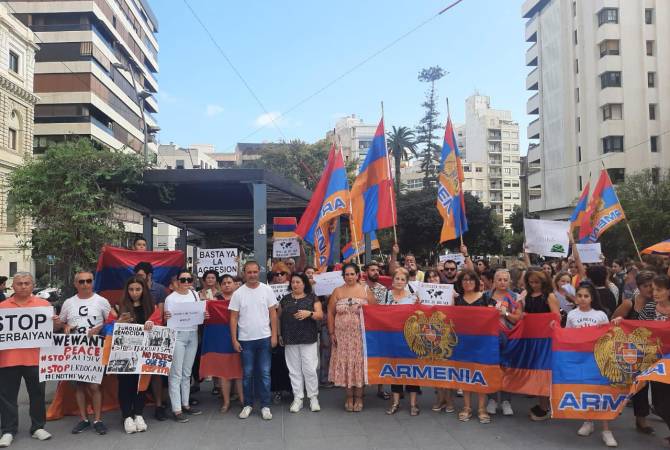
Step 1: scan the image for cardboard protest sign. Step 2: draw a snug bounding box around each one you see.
[313,272,344,297]
[166,302,206,329]
[524,219,570,257]
[416,283,454,306]
[0,307,54,350]
[439,253,465,269]
[271,283,290,301]
[39,334,104,383]
[107,323,176,376]
[272,238,300,258]
[575,243,603,263]
[196,248,238,277]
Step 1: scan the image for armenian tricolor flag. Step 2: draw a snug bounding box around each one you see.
[341,230,380,261]
[550,320,670,420]
[296,144,350,271]
[437,116,468,243]
[200,301,242,379]
[569,182,590,233]
[273,217,297,239]
[578,169,625,243]
[94,246,183,304]
[363,305,502,393]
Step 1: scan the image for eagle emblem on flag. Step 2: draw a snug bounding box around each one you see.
[403,310,458,360]
[594,327,661,387]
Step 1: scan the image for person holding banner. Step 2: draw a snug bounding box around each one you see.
[132,236,148,251]
[0,273,54,447]
[268,262,292,405]
[649,274,670,443]
[327,263,376,412]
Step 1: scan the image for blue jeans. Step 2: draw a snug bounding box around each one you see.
[168,330,199,413]
[240,337,272,408]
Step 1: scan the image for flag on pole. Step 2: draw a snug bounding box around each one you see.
[578,169,625,243]
[341,230,380,261]
[296,144,350,271]
[437,116,468,242]
[350,118,397,243]
[568,182,590,232]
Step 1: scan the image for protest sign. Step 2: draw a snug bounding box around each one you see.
[575,243,602,263]
[39,334,104,383]
[524,219,570,257]
[272,238,300,258]
[195,248,238,277]
[313,271,344,297]
[271,283,290,301]
[0,306,54,350]
[439,253,465,269]
[107,323,176,376]
[167,302,206,329]
[417,283,454,305]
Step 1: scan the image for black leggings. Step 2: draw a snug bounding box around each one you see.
[118,374,145,419]
[391,384,420,393]
[632,382,650,418]
[652,381,670,431]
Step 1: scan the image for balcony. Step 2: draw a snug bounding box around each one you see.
[490,195,503,203]
[526,67,539,90]
[488,129,502,140]
[527,93,539,115]
[529,186,542,200]
[526,42,538,66]
[488,144,502,154]
[525,14,538,42]
[489,169,502,178]
[489,158,502,166]
[528,160,541,174]
[490,183,502,191]
[527,118,540,139]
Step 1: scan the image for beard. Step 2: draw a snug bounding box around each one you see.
[409,269,417,277]
[367,273,379,282]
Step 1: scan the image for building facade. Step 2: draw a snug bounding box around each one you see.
[0,2,38,277]
[157,143,218,170]
[327,115,377,167]
[455,94,521,226]
[8,0,159,156]
[522,0,670,219]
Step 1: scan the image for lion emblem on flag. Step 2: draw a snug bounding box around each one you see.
[594,326,661,387]
[403,310,458,360]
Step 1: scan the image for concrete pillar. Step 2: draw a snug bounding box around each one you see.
[177,228,187,267]
[142,214,153,250]
[252,183,267,281]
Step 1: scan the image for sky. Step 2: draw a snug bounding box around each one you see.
[151,0,529,155]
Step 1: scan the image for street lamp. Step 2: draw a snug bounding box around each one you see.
[112,62,151,161]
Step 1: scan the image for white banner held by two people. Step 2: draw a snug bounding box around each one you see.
[195,248,238,277]
[523,218,570,257]
[0,306,54,350]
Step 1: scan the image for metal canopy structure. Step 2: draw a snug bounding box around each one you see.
[123,169,311,276]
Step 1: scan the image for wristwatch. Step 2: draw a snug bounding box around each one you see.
[309,311,314,318]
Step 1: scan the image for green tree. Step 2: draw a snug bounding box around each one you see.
[415,66,446,188]
[386,126,417,195]
[503,206,538,255]
[9,139,148,283]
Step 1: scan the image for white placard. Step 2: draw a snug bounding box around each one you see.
[166,302,206,329]
[575,243,603,263]
[107,323,176,375]
[416,283,454,305]
[439,253,465,269]
[271,283,290,301]
[39,334,105,383]
[196,248,238,277]
[524,218,570,257]
[0,306,54,350]
[313,272,344,297]
[272,238,300,258]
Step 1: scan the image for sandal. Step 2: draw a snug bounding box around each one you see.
[458,407,472,422]
[410,405,420,416]
[353,398,363,412]
[377,391,391,400]
[445,403,456,413]
[386,403,400,415]
[219,404,229,414]
[345,397,354,412]
[431,402,443,412]
[478,408,491,424]
[635,420,654,435]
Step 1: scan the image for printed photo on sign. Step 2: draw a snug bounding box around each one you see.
[196,248,238,277]
[107,323,176,375]
[272,238,300,258]
[0,306,54,350]
[271,283,290,301]
[313,271,344,297]
[417,283,454,306]
[523,218,570,257]
[39,334,105,383]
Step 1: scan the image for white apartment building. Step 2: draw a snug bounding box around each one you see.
[157,143,218,170]
[455,94,522,226]
[522,0,670,219]
[327,115,376,167]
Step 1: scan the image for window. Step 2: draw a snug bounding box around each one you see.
[602,136,624,154]
[572,1,576,17]
[599,40,620,57]
[607,168,625,184]
[576,117,580,132]
[8,128,17,150]
[573,29,578,45]
[646,41,654,56]
[649,104,656,120]
[503,180,511,187]
[645,8,653,25]
[504,167,511,175]
[8,262,17,277]
[475,167,483,173]
[652,167,660,184]
[8,51,18,73]
[650,136,658,153]
[512,181,520,187]
[512,193,520,200]
[577,146,582,162]
[602,103,623,121]
[600,71,622,88]
[175,159,185,169]
[463,165,471,172]
[598,8,618,26]
[575,59,579,73]
[575,87,580,102]
[579,176,582,191]
[648,72,656,88]
[6,192,16,232]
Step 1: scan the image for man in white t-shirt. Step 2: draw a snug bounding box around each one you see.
[58,271,111,436]
[229,261,278,421]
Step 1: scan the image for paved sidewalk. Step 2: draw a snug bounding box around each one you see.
[5,381,667,449]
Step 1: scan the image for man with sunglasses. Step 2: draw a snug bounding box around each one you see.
[440,260,459,284]
[58,271,111,435]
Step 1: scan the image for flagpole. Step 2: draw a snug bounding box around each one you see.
[381,101,398,245]
[337,132,362,266]
[445,97,465,248]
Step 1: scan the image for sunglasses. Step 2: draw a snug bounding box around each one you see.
[78,279,94,285]
[179,277,194,283]
[276,272,288,276]
[445,268,457,272]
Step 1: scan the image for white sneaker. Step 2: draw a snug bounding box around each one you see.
[238,406,253,419]
[601,430,618,447]
[261,407,273,420]
[124,417,137,434]
[31,429,51,441]
[134,415,147,432]
[486,398,498,415]
[577,421,594,436]
[289,399,303,413]
[309,397,321,412]
[501,400,513,416]
[0,434,12,448]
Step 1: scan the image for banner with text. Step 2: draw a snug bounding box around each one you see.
[106,323,176,376]
[272,238,300,258]
[524,218,570,257]
[39,334,104,383]
[196,248,238,277]
[166,302,206,329]
[313,271,344,297]
[0,307,54,350]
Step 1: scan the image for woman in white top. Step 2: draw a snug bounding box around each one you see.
[164,270,208,422]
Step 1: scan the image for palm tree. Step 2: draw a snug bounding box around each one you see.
[386,126,417,195]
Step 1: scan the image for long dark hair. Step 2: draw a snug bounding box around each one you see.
[290,272,313,295]
[119,276,155,322]
[576,281,604,312]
